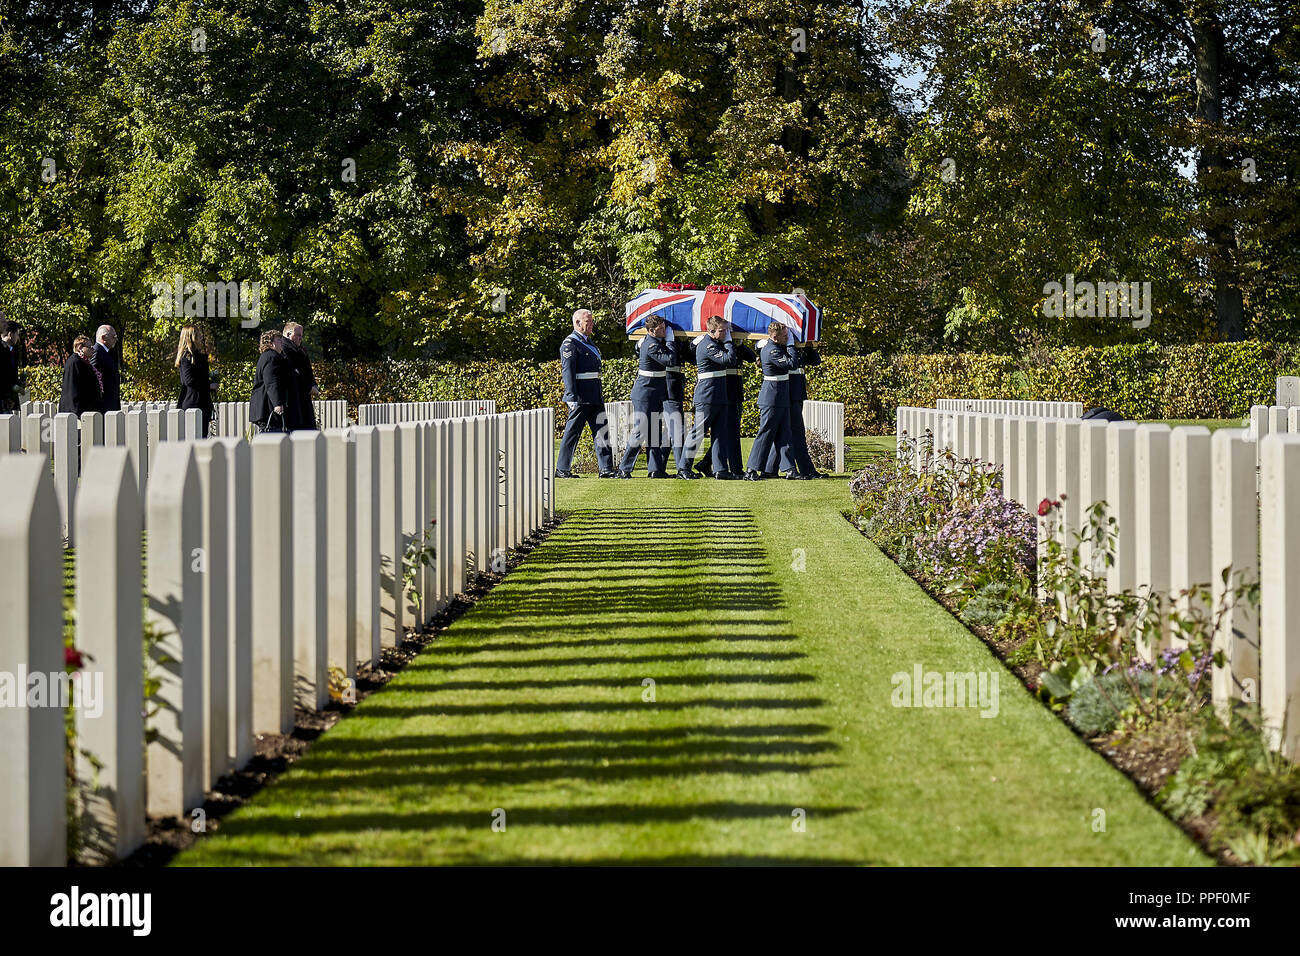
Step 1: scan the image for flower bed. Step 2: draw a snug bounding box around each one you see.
[847,435,1300,866]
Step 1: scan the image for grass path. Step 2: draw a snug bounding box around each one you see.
[176,468,1205,865]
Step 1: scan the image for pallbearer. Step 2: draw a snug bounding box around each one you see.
[555,309,615,478]
[766,337,823,478]
[663,322,698,478]
[719,334,756,477]
[617,314,676,478]
[685,315,741,480]
[744,321,795,480]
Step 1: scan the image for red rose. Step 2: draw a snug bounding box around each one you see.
[65,646,84,670]
[1037,498,1053,516]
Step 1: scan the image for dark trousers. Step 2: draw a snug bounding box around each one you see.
[724,401,744,475]
[766,402,815,474]
[685,402,731,473]
[662,400,687,472]
[746,403,795,474]
[619,402,669,474]
[557,402,614,473]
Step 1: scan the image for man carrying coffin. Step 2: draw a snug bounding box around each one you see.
[744,321,796,480]
[766,337,823,478]
[617,313,677,478]
[685,315,741,479]
[663,321,699,478]
[556,308,616,478]
[713,333,756,478]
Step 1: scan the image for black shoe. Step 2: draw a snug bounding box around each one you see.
[784,472,801,480]
[744,470,764,481]
[555,470,576,478]
[694,462,713,477]
[647,471,670,479]
[763,471,779,479]
[676,470,701,479]
[615,470,632,479]
[598,470,619,478]
[714,471,739,480]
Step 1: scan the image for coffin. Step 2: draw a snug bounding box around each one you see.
[624,285,821,342]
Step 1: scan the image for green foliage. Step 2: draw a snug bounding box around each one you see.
[402,520,438,613]
[1065,670,1177,737]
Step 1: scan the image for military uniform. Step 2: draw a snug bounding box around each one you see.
[744,338,795,476]
[618,332,677,476]
[685,332,740,476]
[662,332,695,475]
[556,330,615,475]
[766,342,822,476]
[723,341,757,475]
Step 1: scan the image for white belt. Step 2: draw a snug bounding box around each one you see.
[763,374,790,382]
[665,366,683,373]
[726,369,741,376]
[575,372,601,380]
[790,368,805,375]
[696,370,728,380]
[637,370,666,378]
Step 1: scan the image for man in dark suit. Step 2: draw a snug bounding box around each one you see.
[90,325,121,412]
[59,334,105,416]
[0,318,21,413]
[684,315,741,479]
[281,321,319,430]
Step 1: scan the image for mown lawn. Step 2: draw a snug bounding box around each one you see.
[175,466,1206,865]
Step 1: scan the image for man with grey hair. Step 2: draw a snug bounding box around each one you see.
[555,308,615,477]
[91,324,121,412]
[281,321,320,430]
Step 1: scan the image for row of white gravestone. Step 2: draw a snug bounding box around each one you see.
[0,406,555,866]
[356,401,498,425]
[935,399,1084,417]
[211,400,350,437]
[0,407,206,546]
[896,404,1299,762]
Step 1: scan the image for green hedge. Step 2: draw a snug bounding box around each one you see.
[24,342,1300,435]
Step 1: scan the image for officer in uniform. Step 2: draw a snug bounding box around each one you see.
[663,323,699,478]
[617,314,677,478]
[744,321,796,480]
[710,329,755,477]
[684,315,740,479]
[555,309,616,477]
[766,337,823,478]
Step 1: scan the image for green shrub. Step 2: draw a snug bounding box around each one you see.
[1065,670,1176,737]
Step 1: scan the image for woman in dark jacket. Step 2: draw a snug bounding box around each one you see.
[175,324,217,435]
[59,334,105,416]
[249,330,294,432]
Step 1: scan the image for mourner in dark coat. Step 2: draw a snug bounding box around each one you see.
[91,325,122,412]
[0,319,21,413]
[281,322,318,430]
[59,335,105,416]
[175,325,217,435]
[249,330,295,432]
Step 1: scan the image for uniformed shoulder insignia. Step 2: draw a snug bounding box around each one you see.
[562,343,575,356]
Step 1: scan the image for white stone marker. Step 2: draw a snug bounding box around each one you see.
[291,431,329,711]
[0,457,66,865]
[1055,420,1082,550]
[146,407,165,479]
[1277,376,1300,407]
[166,407,184,443]
[74,448,146,862]
[1,413,18,453]
[125,409,148,492]
[1019,418,1039,512]
[145,442,205,817]
[216,438,253,768]
[1135,424,1172,659]
[1077,421,1108,574]
[103,410,125,449]
[1169,426,1214,640]
[353,426,381,668]
[1104,422,1138,596]
[193,441,230,785]
[54,412,79,544]
[1211,428,1259,716]
[1259,433,1300,759]
[326,430,357,681]
[250,433,295,734]
[376,424,404,645]
[399,422,424,628]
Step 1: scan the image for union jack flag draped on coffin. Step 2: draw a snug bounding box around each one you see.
[624,287,822,342]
